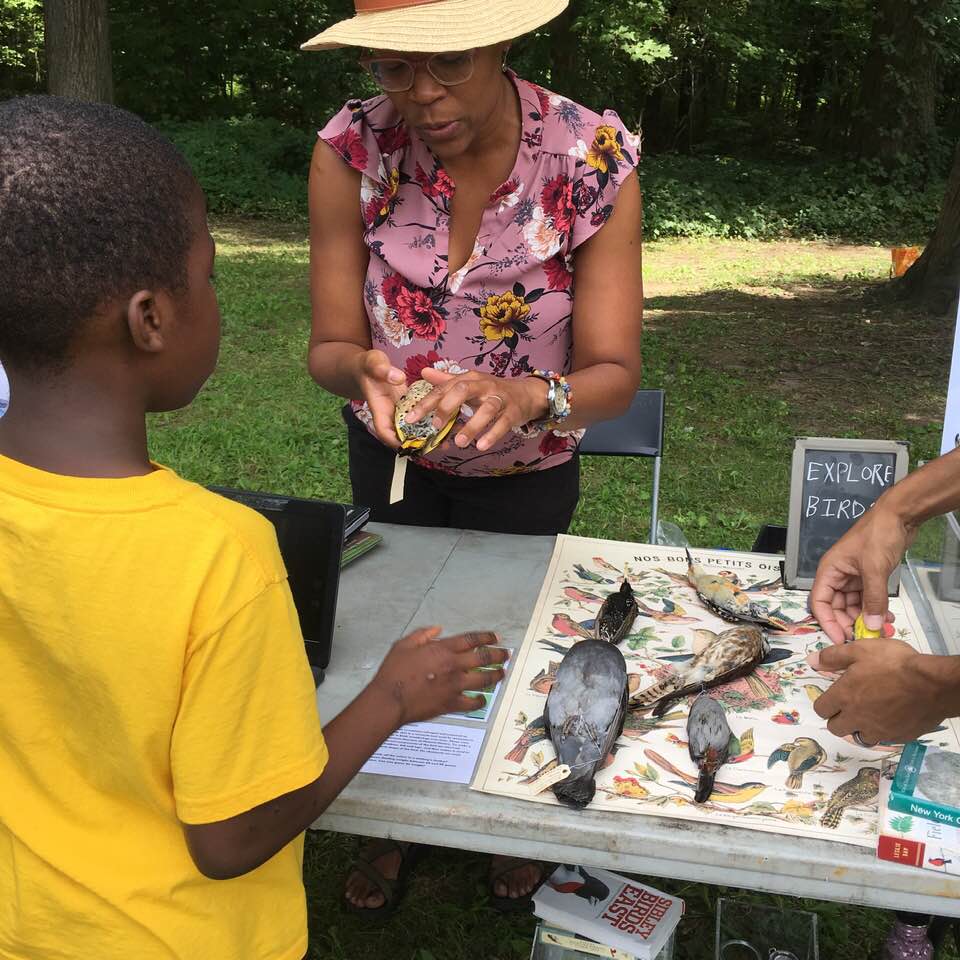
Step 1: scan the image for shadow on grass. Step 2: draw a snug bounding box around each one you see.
[643,275,951,437]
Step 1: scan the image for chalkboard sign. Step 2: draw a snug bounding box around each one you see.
[784,437,908,590]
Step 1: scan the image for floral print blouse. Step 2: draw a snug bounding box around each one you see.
[319,71,638,476]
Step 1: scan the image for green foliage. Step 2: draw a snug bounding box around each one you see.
[0,0,42,98]
[889,814,914,834]
[159,118,314,218]
[110,0,366,126]
[3,0,959,180]
[642,154,946,242]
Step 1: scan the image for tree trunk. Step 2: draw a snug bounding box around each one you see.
[734,65,762,117]
[549,3,579,99]
[44,0,113,102]
[796,51,823,139]
[853,0,941,169]
[898,141,960,314]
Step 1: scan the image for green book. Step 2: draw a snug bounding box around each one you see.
[340,529,383,568]
[889,741,960,827]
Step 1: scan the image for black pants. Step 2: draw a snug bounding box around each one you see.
[344,406,579,536]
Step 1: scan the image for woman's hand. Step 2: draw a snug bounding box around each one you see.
[370,626,509,726]
[405,368,548,452]
[808,499,909,644]
[808,640,959,743]
[355,349,408,449]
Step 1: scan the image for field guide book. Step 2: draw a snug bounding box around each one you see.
[877,778,960,874]
[532,865,682,960]
[888,741,960,827]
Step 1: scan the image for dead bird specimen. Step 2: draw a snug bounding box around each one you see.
[545,639,628,808]
[393,379,457,456]
[594,579,639,644]
[685,548,786,630]
[687,694,732,803]
[631,624,769,717]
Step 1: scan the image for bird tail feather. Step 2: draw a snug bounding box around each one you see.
[553,777,595,809]
[694,768,714,804]
[631,674,681,706]
[786,773,802,791]
[505,742,529,764]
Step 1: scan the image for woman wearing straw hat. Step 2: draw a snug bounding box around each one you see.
[303,0,643,917]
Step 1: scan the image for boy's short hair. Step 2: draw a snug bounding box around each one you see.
[0,96,198,372]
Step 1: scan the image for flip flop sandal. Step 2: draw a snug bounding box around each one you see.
[488,856,550,914]
[342,839,423,922]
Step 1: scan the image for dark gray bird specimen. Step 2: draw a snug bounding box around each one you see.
[594,579,639,644]
[545,639,628,809]
[687,693,732,803]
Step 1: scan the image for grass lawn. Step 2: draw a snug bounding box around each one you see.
[149,221,955,960]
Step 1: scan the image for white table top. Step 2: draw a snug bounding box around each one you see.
[313,523,960,917]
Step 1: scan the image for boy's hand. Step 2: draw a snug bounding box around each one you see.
[370,626,508,727]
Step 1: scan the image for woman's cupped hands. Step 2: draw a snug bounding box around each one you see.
[405,367,546,452]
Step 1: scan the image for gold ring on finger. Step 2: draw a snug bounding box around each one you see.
[477,645,491,667]
[487,394,505,411]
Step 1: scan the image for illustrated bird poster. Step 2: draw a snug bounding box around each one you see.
[471,536,960,846]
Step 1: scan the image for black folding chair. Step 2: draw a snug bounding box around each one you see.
[578,389,665,544]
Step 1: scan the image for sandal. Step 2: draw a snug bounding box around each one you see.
[342,839,423,921]
[488,856,550,914]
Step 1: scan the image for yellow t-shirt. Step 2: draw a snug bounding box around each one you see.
[0,455,328,960]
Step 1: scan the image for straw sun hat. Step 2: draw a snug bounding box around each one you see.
[300,0,569,53]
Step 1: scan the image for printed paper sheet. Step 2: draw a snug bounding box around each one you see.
[472,536,960,846]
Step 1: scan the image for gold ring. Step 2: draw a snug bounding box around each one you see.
[487,394,505,411]
[852,730,877,748]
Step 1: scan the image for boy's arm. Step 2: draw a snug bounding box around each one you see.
[182,627,506,880]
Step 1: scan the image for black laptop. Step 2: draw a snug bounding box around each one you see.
[209,486,359,684]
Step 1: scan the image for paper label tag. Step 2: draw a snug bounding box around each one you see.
[522,763,571,795]
[389,454,407,504]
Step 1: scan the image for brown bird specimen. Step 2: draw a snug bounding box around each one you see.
[631,625,769,717]
[820,767,881,829]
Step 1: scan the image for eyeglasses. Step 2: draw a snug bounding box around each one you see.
[359,49,476,93]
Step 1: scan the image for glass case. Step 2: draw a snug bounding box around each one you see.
[714,898,818,960]
[905,508,960,657]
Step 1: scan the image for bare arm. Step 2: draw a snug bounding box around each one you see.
[564,169,644,430]
[306,138,373,398]
[182,628,507,880]
[307,138,407,446]
[884,445,960,527]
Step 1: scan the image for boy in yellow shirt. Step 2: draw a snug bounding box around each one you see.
[0,96,506,960]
